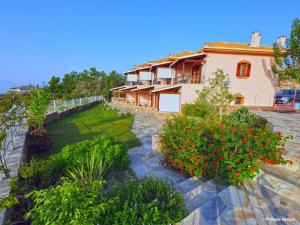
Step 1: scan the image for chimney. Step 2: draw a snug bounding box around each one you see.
[277,36,286,48]
[250,31,261,47]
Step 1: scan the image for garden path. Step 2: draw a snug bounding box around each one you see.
[113,104,300,225]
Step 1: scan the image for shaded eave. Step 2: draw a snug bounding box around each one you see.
[121,86,137,91]
[170,53,206,68]
[131,86,155,92]
[151,85,182,93]
[110,86,127,91]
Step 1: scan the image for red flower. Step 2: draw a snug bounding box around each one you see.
[218,157,223,161]
[248,152,254,158]
[279,147,285,151]
[213,161,219,166]
[258,154,263,159]
[259,143,263,148]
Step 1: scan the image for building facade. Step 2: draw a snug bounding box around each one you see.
[111,32,285,112]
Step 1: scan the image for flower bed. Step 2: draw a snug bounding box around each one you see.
[160,108,288,186]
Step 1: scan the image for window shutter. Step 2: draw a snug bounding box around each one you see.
[236,63,241,77]
[246,63,251,77]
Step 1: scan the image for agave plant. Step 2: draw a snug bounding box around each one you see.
[66,150,111,184]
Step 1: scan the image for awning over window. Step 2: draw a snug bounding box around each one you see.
[127,74,138,82]
[157,68,172,79]
[139,72,152,80]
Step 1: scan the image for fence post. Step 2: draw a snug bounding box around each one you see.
[64,100,67,110]
[72,99,75,108]
[53,100,56,112]
[80,97,82,105]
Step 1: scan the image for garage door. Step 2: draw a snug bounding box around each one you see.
[159,94,180,112]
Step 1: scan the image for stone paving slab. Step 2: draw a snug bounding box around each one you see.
[0,124,28,225]
[123,106,300,225]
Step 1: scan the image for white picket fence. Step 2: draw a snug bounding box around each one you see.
[48,95,103,114]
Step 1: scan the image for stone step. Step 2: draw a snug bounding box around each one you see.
[184,179,227,212]
[176,176,208,194]
[254,171,300,217]
[181,186,256,225]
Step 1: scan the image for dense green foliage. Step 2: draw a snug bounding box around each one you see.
[182,69,238,120]
[46,104,139,151]
[26,89,52,135]
[160,108,288,186]
[273,18,300,84]
[26,180,107,225]
[103,177,187,225]
[19,136,128,188]
[26,176,186,225]
[45,68,124,99]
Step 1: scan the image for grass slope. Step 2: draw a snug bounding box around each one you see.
[46,104,140,152]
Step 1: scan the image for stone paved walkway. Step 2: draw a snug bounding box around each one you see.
[113,104,300,225]
[128,112,188,185]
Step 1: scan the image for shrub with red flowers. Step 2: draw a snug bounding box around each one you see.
[160,108,288,186]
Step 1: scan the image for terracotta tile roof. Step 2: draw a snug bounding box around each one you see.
[149,57,172,64]
[131,86,155,92]
[151,84,182,93]
[133,63,152,69]
[110,85,127,91]
[203,42,274,51]
[169,51,196,59]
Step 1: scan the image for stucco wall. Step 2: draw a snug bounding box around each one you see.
[139,92,151,106]
[126,92,136,103]
[204,53,277,106]
[180,84,204,104]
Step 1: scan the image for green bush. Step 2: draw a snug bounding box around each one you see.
[182,102,215,118]
[227,107,267,128]
[160,114,288,186]
[54,135,129,170]
[26,180,108,225]
[19,158,63,188]
[105,177,187,225]
[19,136,129,188]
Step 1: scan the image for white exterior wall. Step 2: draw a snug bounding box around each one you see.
[180,84,204,105]
[204,53,277,106]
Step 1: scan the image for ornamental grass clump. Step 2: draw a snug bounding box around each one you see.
[160,108,288,186]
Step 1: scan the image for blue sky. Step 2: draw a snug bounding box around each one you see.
[0,0,299,92]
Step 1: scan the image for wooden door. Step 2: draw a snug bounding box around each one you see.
[191,65,202,84]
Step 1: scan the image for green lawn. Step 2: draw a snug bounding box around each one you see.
[46,104,140,152]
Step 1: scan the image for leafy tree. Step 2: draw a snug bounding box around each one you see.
[183,69,238,121]
[49,68,123,99]
[273,18,300,85]
[26,90,51,135]
[0,92,27,177]
[48,76,62,99]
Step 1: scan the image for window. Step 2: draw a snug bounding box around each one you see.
[235,96,245,105]
[236,61,251,78]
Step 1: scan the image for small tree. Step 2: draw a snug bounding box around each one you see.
[26,90,51,136]
[184,69,238,121]
[272,18,300,87]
